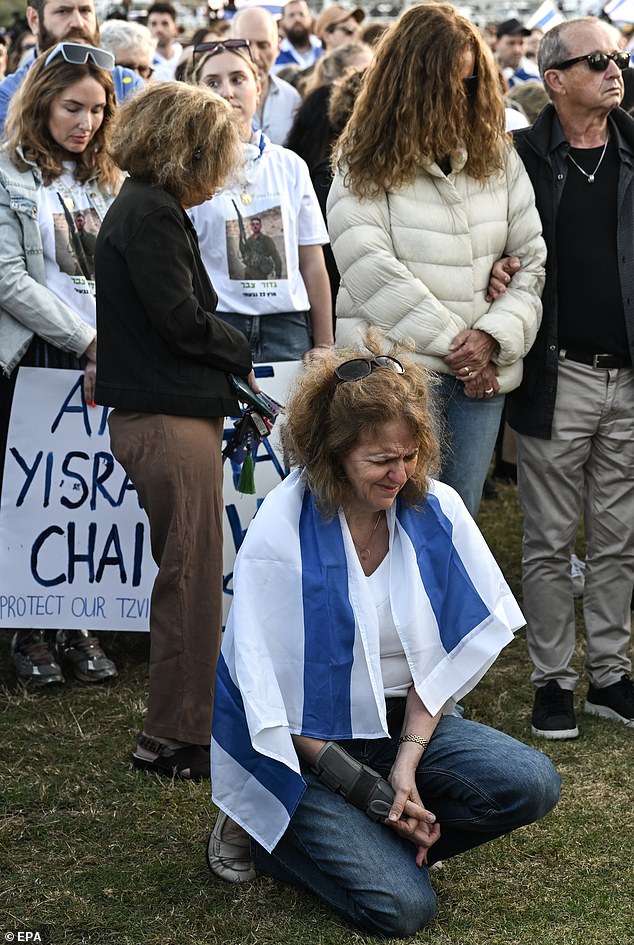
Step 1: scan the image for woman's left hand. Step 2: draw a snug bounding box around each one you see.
[462,361,500,400]
[246,369,260,393]
[303,344,333,364]
[387,757,440,866]
[443,329,498,377]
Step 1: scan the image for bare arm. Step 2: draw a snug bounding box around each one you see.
[298,244,334,356]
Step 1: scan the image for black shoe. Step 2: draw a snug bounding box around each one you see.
[56,629,118,682]
[531,680,579,740]
[11,630,64,686]
[585,675,634,727]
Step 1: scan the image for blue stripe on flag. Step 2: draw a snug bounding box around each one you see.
[299,492,354,738]
[397,496,490,652]
[213,653,306,816]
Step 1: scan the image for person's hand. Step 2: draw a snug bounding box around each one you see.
[485,255,521,302]
[303,344,333,364]
[246,369,260,394]
[82,337,97,405]
[462,360,500,400]
[387,757,440,866]
[443,329,498,378]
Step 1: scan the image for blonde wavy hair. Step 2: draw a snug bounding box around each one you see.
[336,3,509,197]
[5,53,120,190]
[281,331,440,517]
[108,82,241,204]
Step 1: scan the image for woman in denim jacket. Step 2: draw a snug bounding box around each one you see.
[0,44,122,686]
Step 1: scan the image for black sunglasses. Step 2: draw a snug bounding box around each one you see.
[335,357,405,383]
[118,61,154,79]
[192,38,252,66]
[549,50,630,72]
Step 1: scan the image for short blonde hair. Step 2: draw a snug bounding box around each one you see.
[108,82,241,203]
[281,331,440,516]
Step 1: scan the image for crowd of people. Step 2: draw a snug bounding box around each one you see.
[1,0,633,936]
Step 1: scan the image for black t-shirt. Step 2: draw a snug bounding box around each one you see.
[556,135,629,358]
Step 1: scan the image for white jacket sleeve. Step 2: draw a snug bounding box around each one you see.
[472,148,545,366]
[327,173,468,355]
[0,182,95,358]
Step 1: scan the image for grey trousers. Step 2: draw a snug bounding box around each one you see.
[515,359,634,690]
[109,411,225,743]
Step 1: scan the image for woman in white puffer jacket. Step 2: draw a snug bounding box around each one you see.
[327,3,546,517]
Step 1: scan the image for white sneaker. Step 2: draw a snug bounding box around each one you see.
[206,812,256,883]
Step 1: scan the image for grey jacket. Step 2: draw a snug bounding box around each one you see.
[0,148,112,377]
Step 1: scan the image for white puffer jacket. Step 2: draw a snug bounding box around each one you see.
[327,146,546,392]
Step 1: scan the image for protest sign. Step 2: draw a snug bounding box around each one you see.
[0,363,299,630]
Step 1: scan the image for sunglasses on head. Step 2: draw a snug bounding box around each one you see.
[335,357,405,383]
[192,38,252,66]
[44,42,115,71]
[550,50,630,72]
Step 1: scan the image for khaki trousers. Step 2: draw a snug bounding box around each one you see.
[109,411,224,744]
[516,360,634,690]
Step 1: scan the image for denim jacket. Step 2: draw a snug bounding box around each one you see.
[0,148,114,377]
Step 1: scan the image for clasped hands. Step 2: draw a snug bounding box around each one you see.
[386,756,440,868]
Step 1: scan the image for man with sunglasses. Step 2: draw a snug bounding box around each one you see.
[0,0,142,133]
[505,18,634,738]
[314,5,364,53]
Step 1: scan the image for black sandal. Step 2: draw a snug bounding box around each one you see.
[132,733,210,780]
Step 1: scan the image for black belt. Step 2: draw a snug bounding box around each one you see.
[559,348,631,370]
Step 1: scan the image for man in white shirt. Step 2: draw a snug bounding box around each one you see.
[147,1,182,80]
[232,5,300,145]
[275,0,322,70]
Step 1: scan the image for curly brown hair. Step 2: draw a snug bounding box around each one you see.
[108,82,242,205]
[281,331,440,517]
[5,53,120,190]
[336,3,509,197]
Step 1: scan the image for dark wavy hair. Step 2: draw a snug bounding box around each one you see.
[281,331,440,517]
[336,3,509,197]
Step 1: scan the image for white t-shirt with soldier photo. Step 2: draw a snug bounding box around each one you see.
[189,133,328,317]
[37,166,103,328]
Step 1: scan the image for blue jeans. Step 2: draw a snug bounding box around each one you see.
[217,311,311,363]
[434,375,505,517]
[252,716,560,937]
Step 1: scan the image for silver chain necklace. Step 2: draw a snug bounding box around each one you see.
[566,137,609,184]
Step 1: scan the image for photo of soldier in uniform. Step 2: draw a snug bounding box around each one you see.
[226,204,288,281]
[52,204,100,280]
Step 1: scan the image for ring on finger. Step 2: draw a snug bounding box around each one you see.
[484,387,494,396]
[461,366,472,377]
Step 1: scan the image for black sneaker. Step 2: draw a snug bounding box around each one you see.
[531,680,579,740]
[56,629,118,683]
[585,675,634,727]
[11,630,64,686]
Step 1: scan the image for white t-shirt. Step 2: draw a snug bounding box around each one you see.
[189,133,328,316]
[37,167,103,328]
[366,555,413,698]
[152,41,183,81]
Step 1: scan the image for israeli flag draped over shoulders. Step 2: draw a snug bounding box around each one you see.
[212,469,524,852]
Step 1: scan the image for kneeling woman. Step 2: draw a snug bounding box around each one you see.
[189,39,333,362]
[209,337,560,936]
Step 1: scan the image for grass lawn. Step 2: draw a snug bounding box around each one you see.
[1,483,633,945]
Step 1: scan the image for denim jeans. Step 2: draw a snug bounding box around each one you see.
[252,715,560,938]
[217,311,311,363]
[434,374,506,517]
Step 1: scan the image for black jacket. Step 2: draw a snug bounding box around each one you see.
[95,178,251,417]
[508,105,634,439]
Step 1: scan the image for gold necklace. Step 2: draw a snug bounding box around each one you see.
[351,511,383,562]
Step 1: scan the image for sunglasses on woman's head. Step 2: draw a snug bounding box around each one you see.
[44,42,115,71]
[550,50,630,72]
[335,357,405,383]
[192,38,252,66]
